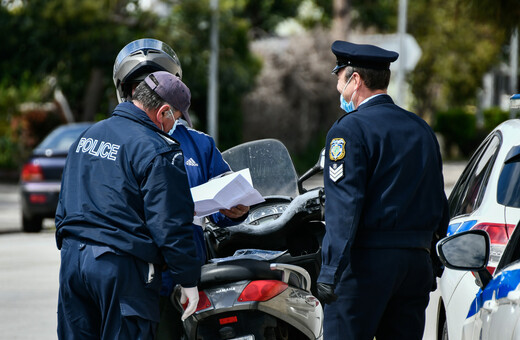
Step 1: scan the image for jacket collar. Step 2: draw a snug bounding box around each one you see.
[337,94,394,122]
[357,93,394,110]
[112,102,173,139]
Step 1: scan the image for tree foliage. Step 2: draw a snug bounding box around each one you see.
[156,0,262,150]
[350,0,398,32]
[1,0,518,172]
[0,0,150,119]
[0,0,261,157]
[343,0,511,119]
[240,0,332,37]
[464,0,520,36]
[408,0,507,118]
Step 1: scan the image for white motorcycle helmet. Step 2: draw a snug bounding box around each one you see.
[113,38,182,103]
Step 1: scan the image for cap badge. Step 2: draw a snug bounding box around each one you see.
[329,138,346,161]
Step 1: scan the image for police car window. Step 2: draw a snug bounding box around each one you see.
[457,135,500,215]
[448,139,489,217]
[497,145,520,208]
[449,134,501,217]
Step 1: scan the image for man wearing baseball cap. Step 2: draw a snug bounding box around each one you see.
[114,39,250,340]
[55,71,201,339]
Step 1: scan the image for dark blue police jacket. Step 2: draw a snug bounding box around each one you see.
[55,102,201,287]
[318,94,449,285]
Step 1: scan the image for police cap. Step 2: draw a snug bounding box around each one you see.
[331,40,399,74]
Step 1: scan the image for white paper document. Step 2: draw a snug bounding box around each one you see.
[190,168,265,217]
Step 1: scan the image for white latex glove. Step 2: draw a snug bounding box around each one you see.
[180,286,199,321]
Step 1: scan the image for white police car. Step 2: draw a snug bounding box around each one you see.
[437,222,520,340]
[424,119,520,340]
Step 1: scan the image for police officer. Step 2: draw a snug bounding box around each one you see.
[316,41,449,340]
[56,71,201,339]
[113,38,249,339]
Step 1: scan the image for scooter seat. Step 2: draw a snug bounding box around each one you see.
[199,259,284,288]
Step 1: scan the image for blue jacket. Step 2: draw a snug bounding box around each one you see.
[171,124,237,227]
[318,94,449,285]
[159,124,245,296]
[55,102,201,287]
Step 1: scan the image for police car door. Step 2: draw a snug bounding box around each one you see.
[462,219,520,340]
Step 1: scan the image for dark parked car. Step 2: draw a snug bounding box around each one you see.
[20,122,93,232]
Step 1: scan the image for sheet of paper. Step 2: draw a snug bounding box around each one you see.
[190,168,265,217]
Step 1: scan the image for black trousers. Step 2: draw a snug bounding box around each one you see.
[323,248,433,340]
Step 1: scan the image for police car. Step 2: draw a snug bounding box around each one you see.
[437,220,520,340]
[424,119,520,340]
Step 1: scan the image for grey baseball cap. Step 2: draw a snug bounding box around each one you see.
[144,71,192,127]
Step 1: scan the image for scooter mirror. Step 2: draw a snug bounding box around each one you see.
[318,148,325,170]
[297,147,326,194]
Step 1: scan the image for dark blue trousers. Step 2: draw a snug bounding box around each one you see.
[57,237,161,339]
[323,248,433,340]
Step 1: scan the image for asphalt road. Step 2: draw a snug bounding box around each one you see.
[0,161,466,339]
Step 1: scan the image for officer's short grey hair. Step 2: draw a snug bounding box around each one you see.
[345,66,391,91]
[132,82,165,111]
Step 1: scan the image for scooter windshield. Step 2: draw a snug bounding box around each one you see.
[222,139,299,198]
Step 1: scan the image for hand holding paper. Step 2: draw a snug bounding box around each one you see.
[190,169,265,217]
[220,204,249,219]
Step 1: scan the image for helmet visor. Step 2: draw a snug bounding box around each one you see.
[114,39,178,77]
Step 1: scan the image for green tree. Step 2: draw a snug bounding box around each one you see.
[464,0,520,35]
[408,0,507,119]
[152,0,262,150]
[241,0,332,37]
[0,0,151,121]
[0,0,261,168]
[331,0,514,121]
[350,0,398,32]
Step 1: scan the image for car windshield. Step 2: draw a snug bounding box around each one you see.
[35,124,91,152]
[222,139,299,198]
[497,145,520,208]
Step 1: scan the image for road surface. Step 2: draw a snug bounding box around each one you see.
[0,161,466,339]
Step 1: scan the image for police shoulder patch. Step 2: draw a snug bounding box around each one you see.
[329,138,346,161]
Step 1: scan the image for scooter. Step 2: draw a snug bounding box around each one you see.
[173,139,326,340]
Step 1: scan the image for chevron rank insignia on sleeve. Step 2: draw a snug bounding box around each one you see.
[329,161,344,183]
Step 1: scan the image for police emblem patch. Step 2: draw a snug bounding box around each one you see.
[329,138,346,161]
[329,161,344,183]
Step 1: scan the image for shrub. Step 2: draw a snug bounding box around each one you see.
[435,106,509,159]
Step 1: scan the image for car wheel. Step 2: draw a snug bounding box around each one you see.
[22,215,43,233]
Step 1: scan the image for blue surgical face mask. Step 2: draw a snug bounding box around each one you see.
[339,74,357,113]
[168,118,180,135]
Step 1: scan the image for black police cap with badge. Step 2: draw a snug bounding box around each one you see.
[331,40,399,75]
